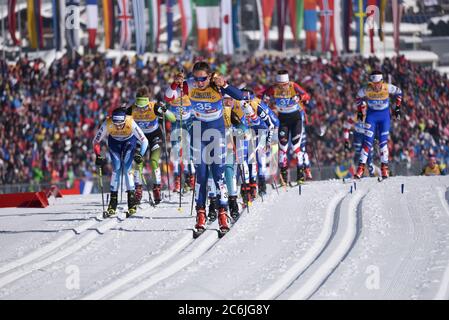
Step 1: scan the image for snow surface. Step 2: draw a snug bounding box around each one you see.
[0,176,449,300]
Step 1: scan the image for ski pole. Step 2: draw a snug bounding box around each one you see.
[139,163,155,207]
[178,79,184,212]
[120,150,124,204]
[162,113,171,201]
[98,166,105,213]
[190,175,196,216]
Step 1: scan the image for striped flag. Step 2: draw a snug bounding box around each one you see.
[296,0,304,41]
[52,0,65,51]
[261,0,275,48]
[378,0,387,41]
[103,0,115,49]
[65,0,80,51]
[392,0,403,54]
[318,0,336,54]
[8,0,20,46]
[353,0,367,54]
[179,0,193,49]
[133,0,147,54]
[221,0,234,55]
[27,0,44,49]
[333,0,342,54]
[304,0,318,51]
[232,0,240,49]
[342,0,352,52]
[86,0,98,49]
[148,0,161,52]
[166,0,174,51]
[195,0,220,52]
[117,0,132,50]
[277,0,287,51]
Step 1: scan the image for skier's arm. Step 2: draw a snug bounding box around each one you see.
[132,121,149,156]
[388,84,403,106]
[93,121,108,156]
[154,101,176,123]
[293,82,311,103]
[220,84,244,100]
[164,81,189,103]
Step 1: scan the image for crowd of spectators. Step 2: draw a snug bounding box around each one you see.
[1,52,448,185]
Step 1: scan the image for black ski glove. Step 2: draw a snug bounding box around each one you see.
[157,101,167,113]
[344,141,350,152]
[394,106,401,120]
[95,155,106,167]
[134,153,144,164]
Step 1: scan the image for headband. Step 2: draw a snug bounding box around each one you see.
[369,74,383,83]
[276,74,289,83]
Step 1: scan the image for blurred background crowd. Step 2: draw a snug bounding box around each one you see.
[1,53,448,186]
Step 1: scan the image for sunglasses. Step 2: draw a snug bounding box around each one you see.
[194,76,208,82]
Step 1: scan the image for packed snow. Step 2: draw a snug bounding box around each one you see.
[0,175,449,300]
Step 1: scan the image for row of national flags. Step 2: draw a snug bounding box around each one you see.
[6,0,402,55]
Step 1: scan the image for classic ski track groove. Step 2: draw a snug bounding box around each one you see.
[256,188,348,300]
[100,195,259,300]
[276,182,370,300]
[0,212,130,289]
[0,212,106,276]
[433,187,449,300]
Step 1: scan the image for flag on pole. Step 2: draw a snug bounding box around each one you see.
[353,0,367,54]
[261,0,275,48]
[103,0,114,49]
[8,0,20,46]
[195,0,220,52]
[86,0,98,49]
[256,0,265,50]
[392,0,403,55]
[166,0,174,51]
[277,0,287,51]
[367,0,377,54]
[304,0,318,51]
[378,0,387,41]
[318,0,336,53]
[179,0,193,49]
[52,0,65,51]
[333,0,342,54]
[296,0,304,40]
[221,0,234,55]
[117,0,132,50]
[232,0,240,49]
[342,0,352,52]
[66,0,80,51]
[287,0,297,41]
[148,0,161,52]
[27,0,43,49]
[133,0,146,54]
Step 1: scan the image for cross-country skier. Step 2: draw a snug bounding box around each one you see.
[93,106,149,217]
[354,71,403,179]
[168,81,195,193]
[299,110,313,181]
[165,61,244,236]
[263,70,311,185]
[126,86,176,205]
[343,108,376,177]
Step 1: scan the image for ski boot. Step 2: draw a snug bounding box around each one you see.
[135,184,143,205]
[229,195,240,221]
[153,184,162,205]
[193,205,207,238]
[218,207,230,237]
[208,196,219,222]
[240,184,251,206]
[249,182,257,201]
[354,163,365,179]
[258,177,267,196]
[297,167,305,184]
[173,175,181,193]
[304,167,313,181]
[126,190,137,218]
[381,163,389,179]
[104,191,118,218]
[280,167,288,186]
